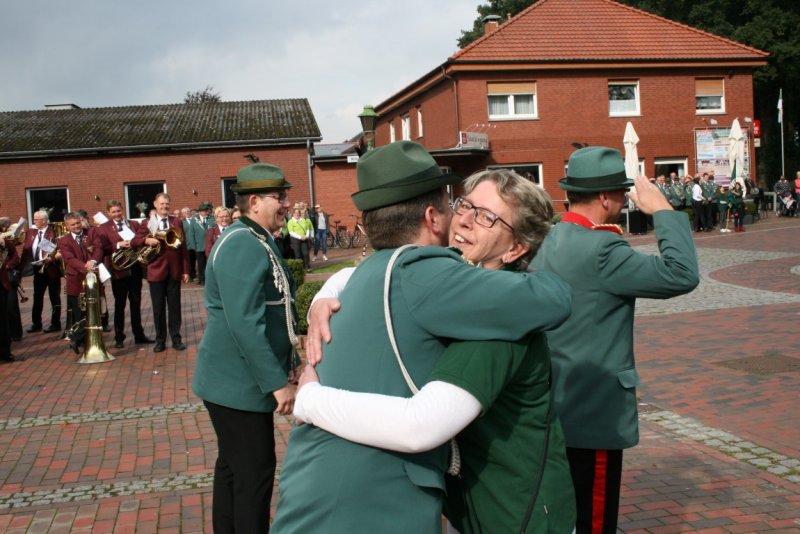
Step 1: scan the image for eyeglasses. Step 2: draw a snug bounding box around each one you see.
[259,192,288,203]
[452,197,513,230]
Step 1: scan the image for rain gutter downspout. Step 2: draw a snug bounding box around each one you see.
[307,138,315,206]
[442,65,460,142]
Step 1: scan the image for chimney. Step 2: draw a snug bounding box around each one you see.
[482,15,501,35]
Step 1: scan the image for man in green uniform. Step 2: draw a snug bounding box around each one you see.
[271,141,572,534]
[193,163,299,533]
[532,147,699,534]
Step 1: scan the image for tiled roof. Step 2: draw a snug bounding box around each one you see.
[452,0,768,63]
[0,99,321,156]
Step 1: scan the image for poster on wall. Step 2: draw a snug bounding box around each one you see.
[694,127,750,184]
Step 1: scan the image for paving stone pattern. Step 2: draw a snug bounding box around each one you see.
[0,219,799,532]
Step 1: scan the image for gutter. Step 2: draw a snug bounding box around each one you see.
[0,136,323,161]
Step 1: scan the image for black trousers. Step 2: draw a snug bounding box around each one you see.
[692,200,707,231]
[148,278,182,346]
[0,286,11,358]
[31,271,61,328]
[196,251,207,284]
[567,447,623,534]
[7,274,22,339]
[204,401,276,534]
[110,266,146,343]
[187,249,197,281]
[290,238,311,269]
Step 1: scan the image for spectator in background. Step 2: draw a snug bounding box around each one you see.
[311,204,328,262]
[205,207,232,257]
[287,207,313,270]
[180,208,195,282]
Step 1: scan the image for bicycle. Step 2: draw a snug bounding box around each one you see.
[326,219,351,249]
[349,214,368,255]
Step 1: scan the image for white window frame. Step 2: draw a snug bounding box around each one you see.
[27,186,69,223]
[487,82,538,121]
[695,78,725,114]
[389,122,396,143]
[401,114,411,141]
[417,107,423,138]
[608,80,640,117]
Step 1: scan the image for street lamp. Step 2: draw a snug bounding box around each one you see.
[358,105,379,150]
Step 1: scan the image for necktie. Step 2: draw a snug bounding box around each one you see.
[162,218,168,230]
[35,230,43,259]
[117,222,123,232]
[76,233,83,246]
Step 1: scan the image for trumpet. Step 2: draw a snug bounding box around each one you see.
[135,228,183,266]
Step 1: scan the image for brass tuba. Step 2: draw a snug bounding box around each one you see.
[111,247,139,270]
[137,227,182,265]
[77,272,115,364]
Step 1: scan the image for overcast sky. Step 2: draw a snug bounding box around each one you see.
[0,1,478,143]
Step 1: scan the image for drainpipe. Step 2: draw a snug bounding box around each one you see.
[442,65,460,144]
[307,138,315,205]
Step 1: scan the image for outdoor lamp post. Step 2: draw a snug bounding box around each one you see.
[358,104,378,151]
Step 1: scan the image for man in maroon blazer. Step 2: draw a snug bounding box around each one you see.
[21,210,63,333]
[59,212,104,354]
[132,193,190,353]
[1,229,22,362]
[96,200,153,349]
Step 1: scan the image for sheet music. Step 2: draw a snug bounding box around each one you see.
[98,263,112,284]
[14,218,27,237]
[94,212,109,225]
[119,226,135,240]
[39,238,56,254]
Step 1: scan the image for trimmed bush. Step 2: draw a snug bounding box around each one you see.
[295,281,325,335]
[287,259,305,286]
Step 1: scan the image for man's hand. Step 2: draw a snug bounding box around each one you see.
[118,240,131,249]
[305,297,341,366]
[84,260,97,272]
[273,383,297,416]
[145,237,159,247]
[182,273,190,283]
[628,175,673,215]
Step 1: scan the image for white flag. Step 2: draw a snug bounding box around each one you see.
[777,89,783,124]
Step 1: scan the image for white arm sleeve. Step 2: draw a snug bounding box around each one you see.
[294,380,482,453]
[309,267,355,306]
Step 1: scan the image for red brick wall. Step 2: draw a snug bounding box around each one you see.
[373,66,758,209]
[311,161,361,230]
[0,146,311,220]
[376,79,459,150]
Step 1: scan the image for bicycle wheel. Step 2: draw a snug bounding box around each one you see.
[351,230,367,249]
[327,232,336,249]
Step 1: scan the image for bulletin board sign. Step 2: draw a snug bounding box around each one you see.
[694,127,750,184]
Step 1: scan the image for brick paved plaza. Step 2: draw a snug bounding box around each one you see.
[1,217,799,533]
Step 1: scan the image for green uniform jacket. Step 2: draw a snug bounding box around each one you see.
[192,217,296,413]
[437,334,576,534]
[186,214,215,252]
[531,211,698,450]
[272,247,572,534]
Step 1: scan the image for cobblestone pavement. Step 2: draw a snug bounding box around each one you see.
[1,217,799,532]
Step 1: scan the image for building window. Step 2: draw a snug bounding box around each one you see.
[28,187,68,223]
[487,82,537,120]
[654,158,687,179]
[222,178,237,208]
[126,182,166,219]
[488,163,543,188]
[696,78,724,113]
[401,114,411,140]
[417,108,423,138]
[389,122,396,143]
[608,81,640,116]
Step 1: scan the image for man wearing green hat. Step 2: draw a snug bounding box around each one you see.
[272,141,572,533]
[188,201,215,285]
[532,146,699,534]
[193,162,299,533]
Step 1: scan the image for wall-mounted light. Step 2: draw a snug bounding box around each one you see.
[192,189,198,195]
[94,194,100,201]
[744,117,753,123]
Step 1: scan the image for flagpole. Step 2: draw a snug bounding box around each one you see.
[779,88,785,177]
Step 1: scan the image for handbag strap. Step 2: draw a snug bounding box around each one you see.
[383,245,461,476]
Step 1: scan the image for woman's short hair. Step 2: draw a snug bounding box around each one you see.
[462,169,553,268]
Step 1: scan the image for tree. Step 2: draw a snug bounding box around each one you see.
[184,85,221,104]
[458,0,800,185]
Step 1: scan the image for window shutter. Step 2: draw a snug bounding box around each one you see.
[696,79,723,96]
[488,82,536,95]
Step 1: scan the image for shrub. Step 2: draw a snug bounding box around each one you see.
[287,259,305,286]
[295,281,325,335]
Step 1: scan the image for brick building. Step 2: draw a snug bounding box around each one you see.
[368,0,768,207]
[0,99,320,222]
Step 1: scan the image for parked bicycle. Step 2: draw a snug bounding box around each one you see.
[326,219,351,249]
[349,214,368,256]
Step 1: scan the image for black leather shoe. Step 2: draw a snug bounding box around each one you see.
[102,326,112,333]
[43,325,61,333]
[70,339,81,355]
[134,336,154,344]
[0,355,24,363]
[172,342,187,351]
[27,325,42,333]
[114,341,125,349]
[153,344,166,353]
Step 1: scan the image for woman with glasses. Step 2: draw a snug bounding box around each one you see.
[294,169,576,533]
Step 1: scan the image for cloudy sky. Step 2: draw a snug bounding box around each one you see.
[0,1,478,143]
